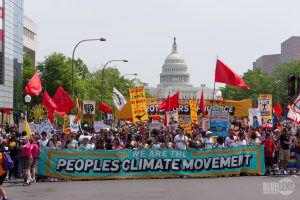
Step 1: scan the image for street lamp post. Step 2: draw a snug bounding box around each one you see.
[121,73,138,78]
[100,60,128,120]
[71,38,106,95]
[24,94,32,120]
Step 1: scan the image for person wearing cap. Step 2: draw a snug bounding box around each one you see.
[79,137,93,150]
[203,131,214,149]
[20,136,32,186]
[225,129,237,148]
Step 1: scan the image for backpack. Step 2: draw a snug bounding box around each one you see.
[2,152,14,170]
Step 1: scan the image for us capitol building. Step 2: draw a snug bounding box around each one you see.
[145,38,214,100]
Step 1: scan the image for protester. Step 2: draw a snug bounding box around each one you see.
[203,131,214,149]
[279,129,292,174]
[63,134,78,150]
[47,134,62,149]
[79,137,94,150]
[20,136,32,186]
[174,128,188,150]
[38,132,49,147]
[0,150,8,200]
[260,133,277,175]
[29,138,40,183]
[7,134,20,181]
[295,131,300,173]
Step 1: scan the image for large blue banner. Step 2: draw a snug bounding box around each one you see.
[38,146,265,179]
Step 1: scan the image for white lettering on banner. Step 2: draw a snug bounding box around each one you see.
[54,154,253,173]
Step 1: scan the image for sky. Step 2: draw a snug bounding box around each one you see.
[24,0,300,88]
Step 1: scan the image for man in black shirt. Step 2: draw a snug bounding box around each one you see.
[279,129,292,174]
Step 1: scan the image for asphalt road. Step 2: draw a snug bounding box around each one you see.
[4,175,299,200]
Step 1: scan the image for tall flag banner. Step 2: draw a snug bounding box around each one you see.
[287,94,300,123]
[158,92,179,110]
[25,71,43,96]
[53,86,76,116]
[189,99,199,125]
[258,94,272,128]
[69,115,79,133]
[112,88,127,111]
[274,102,282,117]
[62,115,70,133]
[199,90,205,117]
[42,91,57,124]
[248,108,262,127]
[129,87,149,122]
[24,119,31,137]
[166,110,179,126]
[98,102,112,113]
[215,59,250,89]
[75,95,82,123]
[83,100,95,114]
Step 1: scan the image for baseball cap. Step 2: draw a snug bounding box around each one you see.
[206,131,212,136]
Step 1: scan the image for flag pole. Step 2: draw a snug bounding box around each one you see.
[209,57,218,126]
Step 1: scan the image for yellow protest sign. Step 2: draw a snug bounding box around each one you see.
[129,87,149,122]
[63,115,70,133]
[189,100,199,125]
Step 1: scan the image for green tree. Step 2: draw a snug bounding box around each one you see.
[221,69,276,103]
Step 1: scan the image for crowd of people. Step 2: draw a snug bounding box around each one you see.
[0,121,299,190]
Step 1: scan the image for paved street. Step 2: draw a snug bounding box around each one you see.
[4,175,299,200]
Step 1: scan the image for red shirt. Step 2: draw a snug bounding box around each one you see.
[261,139,276,158]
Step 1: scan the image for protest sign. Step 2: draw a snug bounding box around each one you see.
[70,115,79,133]
[94,121,111,132]
[258,94,272,128]
[248,108,262,127]
[38,146,265,180]
[166,110,179,126]
[129,87,149,122]
[189,100,199,125]
[210,107,229,137]
[180,116,192,134]
[83,100,95,115]
[115,98,252,120]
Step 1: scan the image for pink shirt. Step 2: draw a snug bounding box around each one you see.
[31,144,40,158]
[21,141,32,158]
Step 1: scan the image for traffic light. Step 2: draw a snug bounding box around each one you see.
[288,75,296,97]
[298,75,300,96]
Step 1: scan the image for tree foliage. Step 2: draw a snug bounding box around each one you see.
[221,62,300,105]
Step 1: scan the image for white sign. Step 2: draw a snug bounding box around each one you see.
[94,121,111,132]
[69,115,79,132]
[166,110,179,126]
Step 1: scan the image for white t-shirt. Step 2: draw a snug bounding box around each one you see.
[79,143,93,150]
[203,138,214,149]
[38,139,49,147]
[237,139,248,146]
[174,134,187,150]
[225,136,237,148]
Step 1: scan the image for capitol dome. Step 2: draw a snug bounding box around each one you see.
[158,37,191,88]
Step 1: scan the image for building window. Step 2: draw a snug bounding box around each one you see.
[23,27,35,40]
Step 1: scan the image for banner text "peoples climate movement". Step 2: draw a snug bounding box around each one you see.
[56,150,252,173]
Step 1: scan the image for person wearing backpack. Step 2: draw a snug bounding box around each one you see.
[0,141,9,200]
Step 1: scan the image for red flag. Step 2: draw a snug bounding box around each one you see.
[163,95,171,126]
[52,86,76,116]
[199,90,205,117]
[2,108,10,115]
[215,59,250,89]
[98,102,112,113]
[42,91,57,123]
[274,102,282,117]
[25,71,43,96]
[158,92,179,110]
